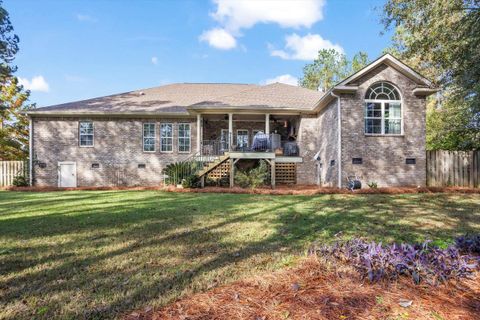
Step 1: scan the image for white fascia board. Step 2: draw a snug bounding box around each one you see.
[338,54,433,88]
[412,87,440,96]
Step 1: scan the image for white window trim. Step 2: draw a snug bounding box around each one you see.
[364,99,403,136]
[178,123,191,153]
[143,122,156,153]
[79,121,94,147]
[160,123,173,153]
[236,129,249,147]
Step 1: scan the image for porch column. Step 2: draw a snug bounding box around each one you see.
[196,114,202,153]
[228,113,233,151]
[265,113,270,135]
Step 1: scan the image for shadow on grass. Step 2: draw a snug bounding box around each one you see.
[0,191,478,319]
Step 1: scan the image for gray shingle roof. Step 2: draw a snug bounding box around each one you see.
[30,83,323,115]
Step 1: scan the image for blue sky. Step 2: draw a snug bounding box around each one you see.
[4,0,392,107]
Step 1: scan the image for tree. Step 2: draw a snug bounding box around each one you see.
[351,51,369,73]
[0,77,34,160]
[0,0,34,160]
[299,49,369,91]
[0,0,19,80]
[382,0,480,150]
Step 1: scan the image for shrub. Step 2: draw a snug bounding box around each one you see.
[455,234,480,255]
[234,160,269,189]
[310,237,478,284]
[12,175,28,187]
[162,161,196,185]
[367,181,378,189]
[182,175,200,188]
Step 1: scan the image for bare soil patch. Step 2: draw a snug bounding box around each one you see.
[125,257,480,320]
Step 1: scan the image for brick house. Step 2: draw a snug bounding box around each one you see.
[27,54,437,188]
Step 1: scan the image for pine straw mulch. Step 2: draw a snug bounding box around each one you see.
[124,257,480,320]
[4,185,480,195]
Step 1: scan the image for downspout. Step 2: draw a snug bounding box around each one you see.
[29,117,33,186]
[331,91,342,189]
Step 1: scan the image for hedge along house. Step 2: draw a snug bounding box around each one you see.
[27,54,437,188]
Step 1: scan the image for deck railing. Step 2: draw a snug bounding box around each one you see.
[201,133,299,156]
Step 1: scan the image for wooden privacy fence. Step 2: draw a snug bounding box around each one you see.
[0,161,27,187]
[427,150,480,188]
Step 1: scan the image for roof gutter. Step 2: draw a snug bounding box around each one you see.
[312,86,358,114]
[412,87,440,96]
[25,111,194,118]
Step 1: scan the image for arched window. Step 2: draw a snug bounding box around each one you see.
[364,82,402,135]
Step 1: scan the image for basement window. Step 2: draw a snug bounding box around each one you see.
[138,164,146,169]
[352,158,363,165]
[406,158,416,165]
[91,163,100,169]
[330,160,335,166]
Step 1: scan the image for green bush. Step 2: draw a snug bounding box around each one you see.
[234,160,269,189]
[182,175,200,188]
[162,161,195,185]
[12,175,28,187]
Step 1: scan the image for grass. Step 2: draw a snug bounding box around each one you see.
[0,190,479,319]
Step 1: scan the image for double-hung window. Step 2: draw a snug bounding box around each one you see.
[160,123,173,152]
[79,121,94,147]
[143,123,156,152]
[364,82,402,135]
[178,123,191,153]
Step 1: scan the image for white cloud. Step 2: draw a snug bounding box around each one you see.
[18,76,50,92]
[151,56,158,65]
[270,33,344,60]
[263,74,299,86]
[76,14,96,22]
[212,0,325,31]
[199,28,237,50]
[201,0,325,50]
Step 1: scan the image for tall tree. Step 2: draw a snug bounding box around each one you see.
[0,0,19,80]
[0,77,34,159]
[382,0,480,150]
[299,49,369,91]
[0,0,34,160]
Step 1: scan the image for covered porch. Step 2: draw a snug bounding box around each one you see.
[194,112,303,188]
[196,113,301,156]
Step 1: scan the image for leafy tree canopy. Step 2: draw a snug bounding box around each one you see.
[0,0,19,80]
[382,0,480,150]
[0,0,34,160]
[299,49,370,91]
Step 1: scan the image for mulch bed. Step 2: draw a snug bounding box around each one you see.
[3,185,480,195]
[125,257,480,320]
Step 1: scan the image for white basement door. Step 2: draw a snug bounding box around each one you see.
[58,162,77,187]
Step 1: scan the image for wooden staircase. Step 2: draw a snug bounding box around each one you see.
[196,153,230,178]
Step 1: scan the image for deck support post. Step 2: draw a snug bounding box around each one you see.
[228,113,233,151]
[229,158,234,188]
[265,113,270,135]
[200,175,205,188]
[270,159,276,189]
[197,114,202,153]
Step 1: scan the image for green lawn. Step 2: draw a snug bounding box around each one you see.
[0,191,479,319]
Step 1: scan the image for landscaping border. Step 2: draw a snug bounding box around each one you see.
[2,185,480,195]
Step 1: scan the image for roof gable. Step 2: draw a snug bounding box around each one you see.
[338,54,433,88]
